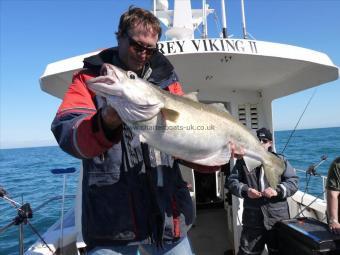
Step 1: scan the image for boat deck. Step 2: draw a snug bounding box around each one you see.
[189,206,233,255]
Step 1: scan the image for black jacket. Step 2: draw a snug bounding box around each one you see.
[226,154,298,229]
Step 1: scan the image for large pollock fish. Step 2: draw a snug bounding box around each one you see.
[86,64,285,187]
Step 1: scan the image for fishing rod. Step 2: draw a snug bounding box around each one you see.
[294,189,325,219]
[0,186,54,254]
[297,155,328,218]
[281,88,317,154]
[306,155,328,176]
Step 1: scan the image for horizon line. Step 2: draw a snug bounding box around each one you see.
[1,126,339,150]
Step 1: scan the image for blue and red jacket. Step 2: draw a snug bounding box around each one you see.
[51,48,214,248]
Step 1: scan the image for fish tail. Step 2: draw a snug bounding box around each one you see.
[262,154,285,188]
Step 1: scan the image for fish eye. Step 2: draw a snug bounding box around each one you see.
[127,71,136,80]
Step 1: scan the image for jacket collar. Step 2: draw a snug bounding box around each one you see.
[83,47,174,85]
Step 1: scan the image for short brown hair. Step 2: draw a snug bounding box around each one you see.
[116,6,162,40]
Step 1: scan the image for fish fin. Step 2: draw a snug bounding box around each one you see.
[190,145,231,166]
[262,155,285,188]
[107,96,163,123]
[183,91,199,102]
[161,108,180,122]
[243,149,285,188]
[138,134,147,144]
[243,156,262,172]
[209,103,229,113]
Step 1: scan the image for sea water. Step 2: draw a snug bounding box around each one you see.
[0,127,339,254]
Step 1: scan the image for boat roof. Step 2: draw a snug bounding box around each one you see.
[40,38,339,100]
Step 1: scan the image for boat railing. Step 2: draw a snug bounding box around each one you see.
[295,168,327,201]
[33,194,76,212]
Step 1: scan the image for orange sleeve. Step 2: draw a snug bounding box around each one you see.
[52,70,119,159]
[57,70,97,117]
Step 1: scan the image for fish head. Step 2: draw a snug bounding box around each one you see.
[87,64,144,98]
[86,63,164,123]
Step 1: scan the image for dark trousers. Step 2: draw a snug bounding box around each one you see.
[237,227,279,255]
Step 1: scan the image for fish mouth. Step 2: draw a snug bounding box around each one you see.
[100,63,123,83]
[86,65,125,98]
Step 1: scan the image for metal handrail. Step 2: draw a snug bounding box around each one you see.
[33,195,76,212]
[295,168,327,201]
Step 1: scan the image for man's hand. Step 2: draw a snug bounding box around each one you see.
[247,188,262,199]
[230,142,245,159]
[262,187,278,198]
[101,105,122,130]
[329,220,340,234]
[327,190,340,235]
[96,63,122,130]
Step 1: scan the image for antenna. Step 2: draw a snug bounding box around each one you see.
[202,0,208,38]
[153,0,156,15]
[240,0,248,39]
[221,0,228,38]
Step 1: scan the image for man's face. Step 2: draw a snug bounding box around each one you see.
[259,138,273,151]
[118,25,158,73]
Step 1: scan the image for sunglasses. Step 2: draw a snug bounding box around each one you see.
[126,34,158,56]
[259,138,270,144]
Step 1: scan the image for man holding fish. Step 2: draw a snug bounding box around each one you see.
[52,5,293,255]
[51,6,220,255]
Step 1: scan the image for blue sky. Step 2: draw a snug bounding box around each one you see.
[1,0,339,149]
